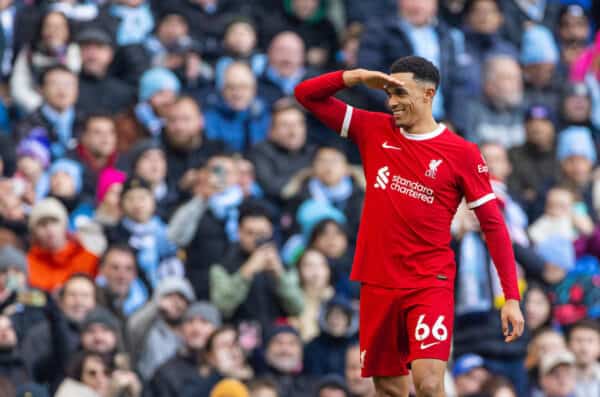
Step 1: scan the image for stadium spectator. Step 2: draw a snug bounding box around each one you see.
[537,350,577,397]
[204,62,271,152]
[248,99,315,206]
[76,27,135,115]
[109,0,154,47]
[15,65,81,159]
[106,177,183,292]
[258,31,307,106]
[567,320,600,396]
[127,139,177,220]
[10,11,80,113]
[315,374,350,397]
[0,314,30,388]
[210,200,303,329]
[524,283,553,333]
[0,245,27,309]
[499,0,561,47]
[70,114,119,202]
[127,276,195,380]
[93,168,126,228]
[303,295,358,377]
[248,378,280,397]
[13,134,51,203]
[520,25,562,111]
[148,301,222,397]
[161,96,224,193]
[558,83,597,134]
[205,325,253,381]
[289,248,333,342]
[452,354,490,397]
[508,105,559,211]
[257,324,316,397]
[169,154,243,299]
[95,244,147,322]
[459,55,525,147]
[115,67,181,152]
[27,198,99,291]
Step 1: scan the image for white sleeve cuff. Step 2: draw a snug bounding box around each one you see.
[340,105,353,138]
[467,193,496,209]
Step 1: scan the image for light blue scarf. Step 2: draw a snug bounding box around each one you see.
[134,102,163,137]
[308,176,353,208]
[110,3,154,46]
[265,65,305,96]
[41,104,75,157]
[208,185,244,242]
[455,231,493,316]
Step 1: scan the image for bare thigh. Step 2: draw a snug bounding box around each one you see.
[373,375,410,397]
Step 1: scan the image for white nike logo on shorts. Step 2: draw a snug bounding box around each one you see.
[420,341,441,350]
[382,141,402,150]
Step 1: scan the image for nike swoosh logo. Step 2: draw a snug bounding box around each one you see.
[420,341,441,350]
[382,141,402,150]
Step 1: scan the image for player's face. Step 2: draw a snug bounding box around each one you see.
[387,72,435,129]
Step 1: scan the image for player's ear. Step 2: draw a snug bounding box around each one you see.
[423,87,436,103]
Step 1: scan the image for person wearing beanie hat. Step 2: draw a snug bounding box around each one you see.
[113,67,180,152]
[209,200,304,330]
[452,353,490,397]
[262,323,317,396]
[27,198,98,291]
[14,133,52,202]
[106,176,183,294]
[93,168,127,228]
[0,245,28,299]
[316,374,350,397]
[148,300,221,397]
[0,245,27,274]
[210,379,250,397]
[304,295,359,377]
[520,24,562,111]
[130,276,193,380]
[557,126,597,164]
[79,306,122,355]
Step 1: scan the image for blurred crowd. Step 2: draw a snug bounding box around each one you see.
[0,0,598,396]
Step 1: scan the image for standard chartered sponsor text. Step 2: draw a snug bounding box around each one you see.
[390,175,435,204]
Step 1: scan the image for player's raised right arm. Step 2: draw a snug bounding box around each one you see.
[294,69,401,138]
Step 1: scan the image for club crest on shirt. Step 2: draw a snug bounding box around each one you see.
[425,159,443,179]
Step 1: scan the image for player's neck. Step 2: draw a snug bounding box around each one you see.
[401,117,439,135]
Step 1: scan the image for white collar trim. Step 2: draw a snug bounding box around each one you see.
[400,123,446,141]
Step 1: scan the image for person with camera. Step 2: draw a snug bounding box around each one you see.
[209,200,304,332]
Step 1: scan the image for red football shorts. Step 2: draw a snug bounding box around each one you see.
[359,284,454,377]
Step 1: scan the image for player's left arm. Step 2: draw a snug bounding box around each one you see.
[458,143,524,343]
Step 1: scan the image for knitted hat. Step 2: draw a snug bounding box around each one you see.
[96,168,127,203]
[16,138,51,169]
[28,197,68,230]
[520,25,559,65]
[129,139,164,172]
[81,307,121,333]
[0,245,27,273]
[49,159,83,194]
[154,276,196,302]
[264,324,301,346]
[138,67,181,102]
[296,199,347,241]
[209,379,250,397]
[524,104,555,124]
[557,126,597,163]
[183,301,222,327]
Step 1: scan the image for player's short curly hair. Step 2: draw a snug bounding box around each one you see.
[390,56,440,89]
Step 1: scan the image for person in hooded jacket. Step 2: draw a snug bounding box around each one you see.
[303,295,358,377]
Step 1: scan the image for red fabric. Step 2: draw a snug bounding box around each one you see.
[295,71,520,300]
[359,284,454,377]
[76,143,118,173]
[28,238,98,292]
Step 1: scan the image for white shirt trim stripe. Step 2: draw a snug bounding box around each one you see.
[467,193,496,209]
[341,105,353,138]
[400,123,446,141]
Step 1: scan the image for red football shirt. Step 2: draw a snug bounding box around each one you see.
[295,71,520,299]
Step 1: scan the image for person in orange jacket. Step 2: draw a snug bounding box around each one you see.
[27,197,99,292]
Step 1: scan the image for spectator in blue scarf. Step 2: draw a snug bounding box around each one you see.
[110,0,154,46]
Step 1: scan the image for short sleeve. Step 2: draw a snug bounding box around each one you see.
[458,143,496,209]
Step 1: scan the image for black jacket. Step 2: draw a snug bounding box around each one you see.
[247,140,316,205]
[145,350,200,397]
[0,350,30,387]
[77,72,136,116]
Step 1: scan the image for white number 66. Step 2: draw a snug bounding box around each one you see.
[415,315,448,341]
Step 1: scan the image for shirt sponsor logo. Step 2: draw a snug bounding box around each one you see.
[391,175,435,204]
[477,164,488,173]
[374,166,390,189]
[425,159,443,179]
